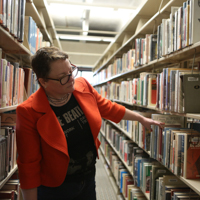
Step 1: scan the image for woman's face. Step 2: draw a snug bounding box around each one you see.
[41,59,75,98]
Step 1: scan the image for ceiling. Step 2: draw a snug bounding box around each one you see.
[46,0,145,69]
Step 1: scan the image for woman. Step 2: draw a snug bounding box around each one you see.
[16,46,163,200]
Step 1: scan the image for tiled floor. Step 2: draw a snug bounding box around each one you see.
[96,151,121,200]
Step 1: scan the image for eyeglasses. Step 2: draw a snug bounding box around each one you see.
[46,64,78,85]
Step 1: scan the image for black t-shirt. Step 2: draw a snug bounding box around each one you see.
[50,94,97,181]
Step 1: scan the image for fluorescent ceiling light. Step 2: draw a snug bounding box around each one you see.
[59,34,114,42]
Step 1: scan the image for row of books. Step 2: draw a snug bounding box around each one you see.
[0,0,26,42]
[150,114,200,179]
[93,0,200,85]
[157,0,198,57]
[99,131,200,200]
[96,66,200,113]
[24,16,44,55]
[0,58,24,108]
[0,49,40,107]
[0,123,17,183]
[104,112,200,180]
[23,67,40,98]
[0,0,50,55]
[99,135,146,200]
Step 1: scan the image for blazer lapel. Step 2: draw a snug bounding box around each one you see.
[73,84,102,141]
[31,87,69,157]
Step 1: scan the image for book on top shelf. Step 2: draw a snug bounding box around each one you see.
[1,0,7,27]
[177,6,183,50]
[6,0,12,31]
[189,0,200,45]
[170,7,179,53]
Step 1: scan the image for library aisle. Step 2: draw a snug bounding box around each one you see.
[96,150,121,200]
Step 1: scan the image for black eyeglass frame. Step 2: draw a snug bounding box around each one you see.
[46,63,78,85]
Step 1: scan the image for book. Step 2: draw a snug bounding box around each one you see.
[120,169,128,193]
[6,0,11,31]
[165,66,182,111]
[0,135,6,181]
[170,7,179,53]
[189,0,200,45]
[161,19,168,55]
[174,69,198,113]
[149,34,157,61]
[1,59,7,108]
[0,0,3,24]
[170,129,193,172]
[163,127,182,168]
[177,6,183,50]
[157,25,162,59]
[182,74,200,113]
[185,0,190,47]
[174,10,178,51]
[1,0,7,27]
[183,133,200,179]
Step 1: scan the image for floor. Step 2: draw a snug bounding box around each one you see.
[96,151,122,200]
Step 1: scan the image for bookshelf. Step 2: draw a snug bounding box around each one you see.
[93,0,200,198]
[0,0,61,197]
[112,100,200,121]
[25,1,53,45]
[93,40,200,87]
[101,118,200,198]
[99,129,150,200]
[0,105,18,113]
[93,0,189,75]
[99,146,124,200]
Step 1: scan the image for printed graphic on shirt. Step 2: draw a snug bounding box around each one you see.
[56,105,88,138]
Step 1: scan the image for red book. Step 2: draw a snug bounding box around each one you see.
[132,78,137,104]
[151,78,157,104]
[0,0,3,24]
[184,134,200,179]
[125,178,134,198]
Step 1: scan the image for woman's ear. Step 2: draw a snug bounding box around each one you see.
[38,78,47,89]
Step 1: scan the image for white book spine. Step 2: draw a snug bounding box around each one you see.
[174,11,178,51]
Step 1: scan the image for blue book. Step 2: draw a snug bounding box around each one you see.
[137,158,142,187]
[180,134,185,176]
[120,170,128,193]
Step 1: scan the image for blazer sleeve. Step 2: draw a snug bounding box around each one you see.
[82,78,126,123]
[16,104,42,189]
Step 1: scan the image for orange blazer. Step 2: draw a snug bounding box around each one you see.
[16,77,125,189]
